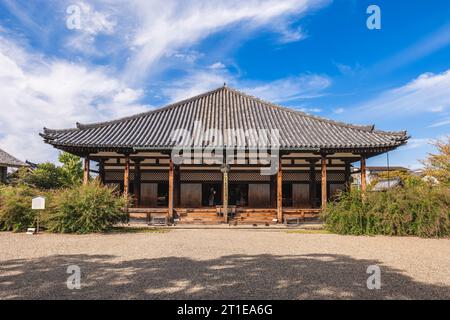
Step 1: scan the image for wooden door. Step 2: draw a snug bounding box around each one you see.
[180,183,202,207]
[248,184,270,207]
[292,183,309,207]
[140,183,157,207]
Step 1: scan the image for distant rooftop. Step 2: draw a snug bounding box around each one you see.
[366,166,410,172]
[371,178,403,191]
[0,148,28,167]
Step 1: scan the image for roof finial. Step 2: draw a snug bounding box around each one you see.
[223,82,227,87]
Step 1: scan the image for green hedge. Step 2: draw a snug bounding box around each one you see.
[43,181,128,234]
[0,182,128,233]
[321,185,450,237]
[0,185,40,232]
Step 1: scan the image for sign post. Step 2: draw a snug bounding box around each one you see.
[31,196,46,234]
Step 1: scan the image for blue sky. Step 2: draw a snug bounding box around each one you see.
[0,0,449,167]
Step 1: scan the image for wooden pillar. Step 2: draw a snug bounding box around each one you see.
[133,159,141,207]
[0,166,7,183]
[174,165,181,207]
[123,155,130,197]
[270,174,276,207]
[344,161,351,191]
[277,156,283,223]
[98,159,105,184]
[168,158,174,220]
[321,154,327,209]
[83,156,90,185]
[222,170,229,223]
[360,156,367,195]
[308,159,317,207]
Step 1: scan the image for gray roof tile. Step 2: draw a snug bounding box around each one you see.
[41,86,408,151]
[0,148,27,167]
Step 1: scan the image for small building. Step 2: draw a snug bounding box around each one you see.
[0,148,28,183]
[352,166,411,188]
[41,86,408,224]
[371,178,403,191]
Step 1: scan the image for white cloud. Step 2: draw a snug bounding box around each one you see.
[160,69,232,102]
[401,138,430,150]
[64,2,117,55]
[295,107,322,113]
[159,67,331,105]
[0,36,148,163]
[354,70,450,119]
[108,0,331,82]
[372,21,450,74]
[334,62,362,76]
[333,107,344,114]
[430,106,445,113]
[0,0,333,163]
[276,25,306,43]
[242,74,331,103]
[429,118,450,128]
[209,62,226,70]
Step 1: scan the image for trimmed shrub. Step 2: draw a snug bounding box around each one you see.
[321,185,450,238]
[0,185,40,232]
[43,181,128,234]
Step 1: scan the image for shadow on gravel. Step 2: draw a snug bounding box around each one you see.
[0,253,449,299]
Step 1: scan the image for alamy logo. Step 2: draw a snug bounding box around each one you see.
[366,5,381,30]
[170,121,281,175]
[66,5,82,30]
[66,265,81,290]
[366,265,381,290]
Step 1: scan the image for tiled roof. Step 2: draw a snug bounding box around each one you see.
[0,148,27,167]
[372,179,402,191]
[41,86,408,152]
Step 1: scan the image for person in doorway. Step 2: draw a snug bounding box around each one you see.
[209,187,216,206]
[240,190,246,207]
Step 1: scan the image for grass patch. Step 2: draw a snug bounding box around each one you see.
[106,226,170,234]
[286,229,330,234]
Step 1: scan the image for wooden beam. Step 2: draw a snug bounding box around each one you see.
[168,158,174,221]
[360,156,367,195]
[321,155,327,209]
[123,155,130,197]
[277,157,283,223]
[223,170,229,223]
[83,157,90,185]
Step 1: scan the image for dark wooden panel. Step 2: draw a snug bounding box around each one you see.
[248,184,270,208]
[141,183,157,207]
[180,183,202,207]
[330,183,345,198]
[292,183,309,207]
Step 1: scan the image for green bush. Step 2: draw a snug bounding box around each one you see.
[321,185,450,238]
[43,181,128,234]
[0,185,41,232]
[13,152,83,190]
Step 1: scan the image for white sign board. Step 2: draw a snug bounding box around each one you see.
[32,196,46,210]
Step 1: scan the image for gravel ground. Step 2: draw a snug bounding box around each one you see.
[0,229,449,300]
